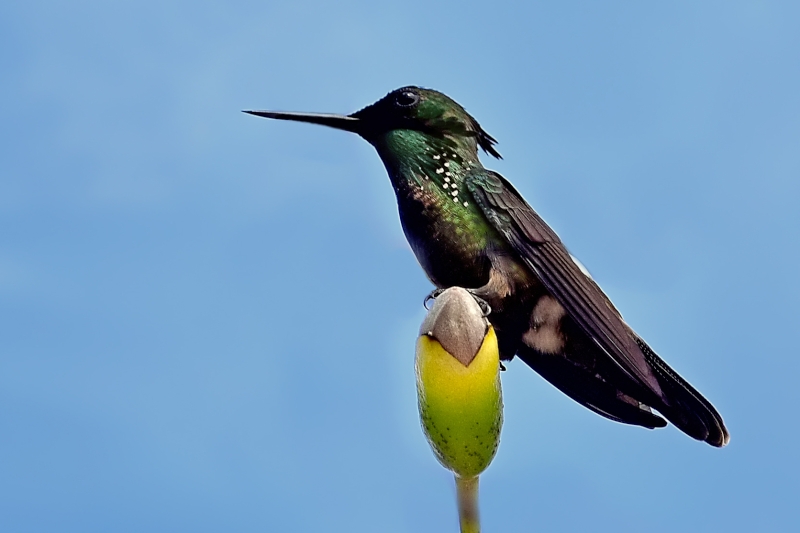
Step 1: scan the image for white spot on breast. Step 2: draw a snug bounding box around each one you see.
[433,154,440,160]
[444,177,451,183]
[444,162,450,168]
[443,183,449,189]
[463,201,469,207]
[436,168,444,174]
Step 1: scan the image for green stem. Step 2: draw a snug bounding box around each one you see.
[455,475,480,533]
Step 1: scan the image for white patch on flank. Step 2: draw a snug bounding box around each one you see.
[523,295,566,354]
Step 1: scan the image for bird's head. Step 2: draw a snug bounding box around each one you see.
[245,86,501,161]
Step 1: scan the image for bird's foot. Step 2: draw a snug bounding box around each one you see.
[471,293,492,317]
[423,287,492,317]
[423,289,445,310]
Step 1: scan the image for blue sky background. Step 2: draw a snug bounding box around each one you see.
[2,1,799,531]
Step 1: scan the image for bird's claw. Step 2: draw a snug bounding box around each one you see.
[471,294,492,317]
[423,288,492,316]
[423,289,445,310]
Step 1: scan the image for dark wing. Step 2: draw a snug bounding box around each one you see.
[467,170,729,446]
[516,341,669,430]
[467,171,660,391]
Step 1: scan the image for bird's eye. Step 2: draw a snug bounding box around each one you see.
[395,90,419,107]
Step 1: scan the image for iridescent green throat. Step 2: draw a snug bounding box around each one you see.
[376,129,483,206]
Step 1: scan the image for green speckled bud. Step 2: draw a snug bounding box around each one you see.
[415,287,503,478]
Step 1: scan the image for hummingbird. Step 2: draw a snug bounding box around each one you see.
[245,86,729,447]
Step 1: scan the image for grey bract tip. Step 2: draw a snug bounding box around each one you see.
[420,287,489,366]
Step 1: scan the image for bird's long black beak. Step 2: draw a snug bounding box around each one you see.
[243,110,362,134]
